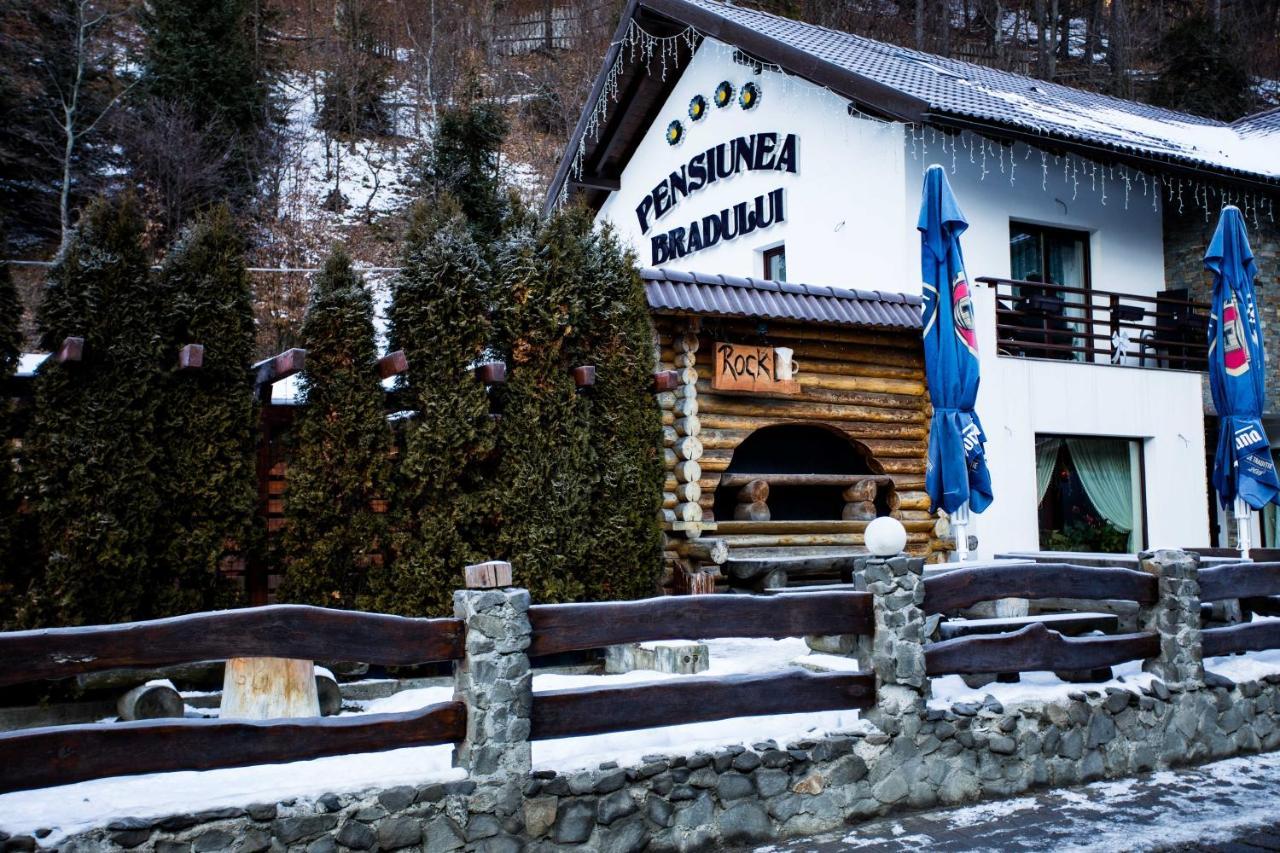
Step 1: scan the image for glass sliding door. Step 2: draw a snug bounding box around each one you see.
[1008,223,1092,361]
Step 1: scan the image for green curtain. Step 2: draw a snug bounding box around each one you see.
[1036,437,1063,502]
[1065,438,1137,552]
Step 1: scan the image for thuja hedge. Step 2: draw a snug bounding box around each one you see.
[3,197,664,626]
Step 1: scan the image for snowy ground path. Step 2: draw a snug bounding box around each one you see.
[738,750,1280,852]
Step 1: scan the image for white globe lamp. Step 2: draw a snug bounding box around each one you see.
[865,516,907,557]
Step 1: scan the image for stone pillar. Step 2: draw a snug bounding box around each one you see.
[864,554,930,735]
[1139,548,1204,689]
[453,586,533,815]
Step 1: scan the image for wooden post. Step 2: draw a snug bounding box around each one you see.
[55,336,84,364]
[176,344,204,371]
[465,560,514,589]
[220,657,320,720]
[377,349,409,380]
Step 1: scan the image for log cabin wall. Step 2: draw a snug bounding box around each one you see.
[653,312,947,593]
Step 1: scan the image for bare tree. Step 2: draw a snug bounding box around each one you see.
[127,100,232,236]
[50,0,135,249]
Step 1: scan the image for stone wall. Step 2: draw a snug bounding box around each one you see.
[1162,201,1280,413]
[33,550,1280,852]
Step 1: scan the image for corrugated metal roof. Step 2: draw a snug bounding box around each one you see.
[671,0,1278,181]
[642,268,922,329]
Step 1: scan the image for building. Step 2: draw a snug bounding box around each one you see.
[546,0,1280,586]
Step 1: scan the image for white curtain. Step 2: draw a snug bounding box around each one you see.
[1066,438,1138,551]
[1036,437,1063,502]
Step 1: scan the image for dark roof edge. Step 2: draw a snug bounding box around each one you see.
[543,0,1280,212]
[542,0,642,216]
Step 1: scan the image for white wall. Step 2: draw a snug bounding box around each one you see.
[593,37,1209,557]
[597,40,909,287]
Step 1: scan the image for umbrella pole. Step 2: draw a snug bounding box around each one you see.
[953,501,971,561]
[1234,496,1252,560]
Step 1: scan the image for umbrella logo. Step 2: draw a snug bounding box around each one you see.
[1222,298,1250,376]
[951,273,978,357]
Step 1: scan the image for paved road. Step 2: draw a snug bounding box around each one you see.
[740,751,1280,852]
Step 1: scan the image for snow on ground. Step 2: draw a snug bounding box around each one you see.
[6,631,1280,843]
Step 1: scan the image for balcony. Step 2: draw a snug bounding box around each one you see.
[977,277,1209,372]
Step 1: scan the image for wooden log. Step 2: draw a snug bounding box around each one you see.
[695,395,925,424]
[475,361,507,384]
[715,519,933,535]
[739,323,923,350]
[922,563,1159,615]
[734,501,771,521]
[696,413,929,442]
[842,500,877,521]
[675,415,701,436]
[117,681,184,721]
[737,479,770,504]
[0,605,465,688]
[676,502,702,523]
[221,657,319,720]
[674,331,700,353]
[924,623,1159,676]
[662,426,678,447]
[797,373,925,396]
[464,560,513,589]
[675,481,702,503]
[674,436,703,461]
[720,473,893,489]
[674,460,701,483]
[1199,562,1280,603]
[842,480,878,502]
[652,369,680,392]
[56,336,85,364]
[663,448,678,468]
[663,492,678,510]
[1201,621,1280,657]
[0,701,465,794]
[527,591,873,656]
[252,348,305,389]
[879,459,927,474]
[377,349,409,379]
[674,538,730,564]
[674,352,696,368]
[530,669,874,741]
[176,344,204,372]
[674,397,697,417]
[656,391,676,409]
[697,380,923,414]
[315,669,342,716]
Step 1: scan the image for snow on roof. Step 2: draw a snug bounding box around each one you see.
[671,0,1280,180]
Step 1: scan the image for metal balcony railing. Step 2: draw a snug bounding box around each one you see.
[977,277,1210,372]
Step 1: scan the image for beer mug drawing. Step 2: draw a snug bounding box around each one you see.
[774,346,799,380]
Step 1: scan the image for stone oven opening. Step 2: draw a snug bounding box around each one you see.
[713,424,882,521]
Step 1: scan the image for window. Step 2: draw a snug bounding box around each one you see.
[1008,223,1091,361]
[1036,435,1146,553]
[763,245,786,281]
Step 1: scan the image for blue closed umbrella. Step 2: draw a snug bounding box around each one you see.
[1206,205,1279,541]
[918,165,993,555]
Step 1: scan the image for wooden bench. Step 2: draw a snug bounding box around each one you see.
[936,611,1119,640]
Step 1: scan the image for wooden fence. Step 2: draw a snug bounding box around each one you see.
[2,559,1280,794]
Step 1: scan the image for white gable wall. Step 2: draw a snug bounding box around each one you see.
[593,37,1209,557]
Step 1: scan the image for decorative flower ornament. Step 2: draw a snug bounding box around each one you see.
[739,81,761,110]
[714,81,734,108]
[688,94,708,122]
[666,120,684,146]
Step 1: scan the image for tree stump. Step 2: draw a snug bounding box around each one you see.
[220,657,320,719]
[118,681,184,721]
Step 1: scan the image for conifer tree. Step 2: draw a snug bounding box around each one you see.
[278,247,390,608]
[489,207,596,603]
[362,196,494,615]
[140,0,273,179]
[0,243,27,623]
[423,97,509,246]
[576,228,664,600]
[153,206,258,615]
[25,196,166,626]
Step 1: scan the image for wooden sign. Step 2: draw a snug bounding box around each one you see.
[712,341,799,394]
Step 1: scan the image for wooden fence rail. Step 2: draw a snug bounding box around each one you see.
[923,562,1158,615]
[528,591,872,657]
[924,622,1160,676]
[530,670,874,740]
[0,702,466,795]
[1202,621,1280,658]
[0,605,465,688]
[1199,562,1280,603]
